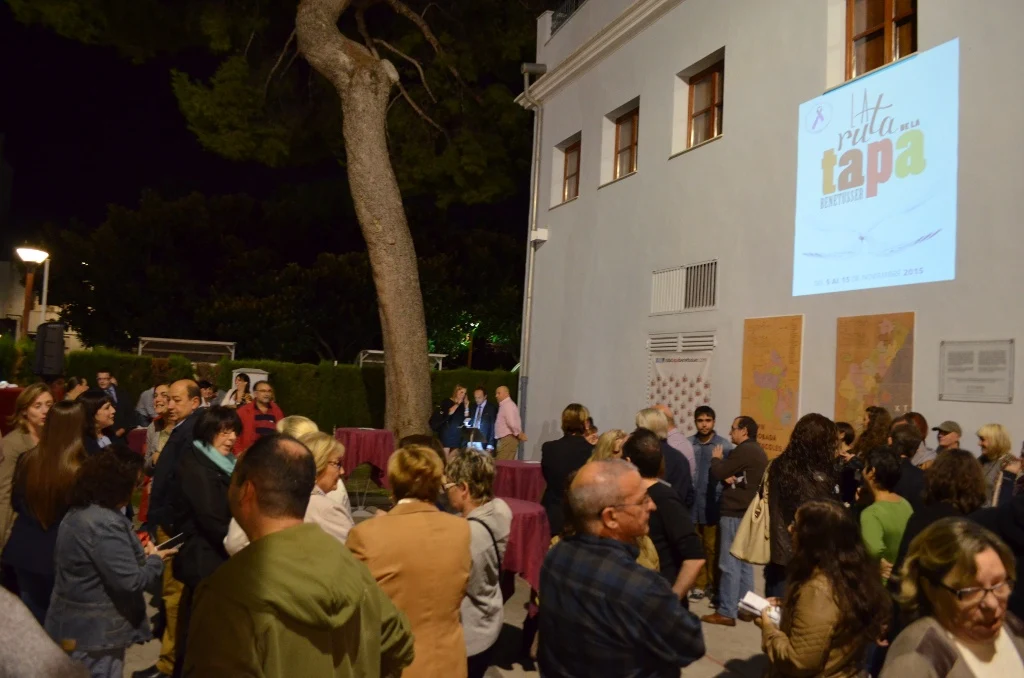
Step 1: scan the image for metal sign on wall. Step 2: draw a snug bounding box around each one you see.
[939,339,1014,404]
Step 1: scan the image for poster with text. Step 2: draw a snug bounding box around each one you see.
[647,352,713,436]
[793,39,960,296]
[741,316,803,458]
[835,312,915,426]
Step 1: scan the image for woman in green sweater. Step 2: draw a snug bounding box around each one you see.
[860,446,914,583]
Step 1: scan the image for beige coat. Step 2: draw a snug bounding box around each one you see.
[762,572,865,677]
[0,430,35,551]
[347,501,471,678]
[881,614,1024,678]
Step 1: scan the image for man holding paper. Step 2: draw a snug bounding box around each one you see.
[702,415,768,627]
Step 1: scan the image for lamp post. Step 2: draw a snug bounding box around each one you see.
[15,247,49,339]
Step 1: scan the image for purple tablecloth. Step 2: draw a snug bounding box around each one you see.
[127,428,147,457]
[500,497,550,591]
[494,460,546,503]
[335,428,395,489]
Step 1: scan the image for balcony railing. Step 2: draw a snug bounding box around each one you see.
[551,0,589,35]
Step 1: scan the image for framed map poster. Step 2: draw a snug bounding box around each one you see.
[835,312,915,424]
[741,315,803,457]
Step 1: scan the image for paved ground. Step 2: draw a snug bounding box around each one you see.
[126,571,766,677]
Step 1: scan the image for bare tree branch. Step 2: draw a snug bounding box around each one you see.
[264,29,297,99]
[374,38,437,103]
[354,6,380,59]
[382,0,481,102]
[395,80,446,138]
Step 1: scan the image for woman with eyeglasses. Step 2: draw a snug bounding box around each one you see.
[347,444,471,678]
[882,517,1024,676]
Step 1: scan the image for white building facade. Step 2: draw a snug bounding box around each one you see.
[517,0,1024,458]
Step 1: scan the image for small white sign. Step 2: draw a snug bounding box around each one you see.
[939,340,1014,404]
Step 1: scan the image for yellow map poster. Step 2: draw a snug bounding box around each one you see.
[741,316,803,458]
[835,312,914,426]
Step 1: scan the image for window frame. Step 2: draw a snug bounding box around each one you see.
[686,61,724,149]
[562,140,581,202]
[845,0,917,80]
[613,108,639,180]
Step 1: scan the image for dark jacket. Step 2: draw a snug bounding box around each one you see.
[709,439,768,518]
[1,454,68,576]
[647,481,703,587]
[148,410,200,535]
[893,458,925,511]
[972,493,1024,619]
[173,443,232,590]
[45,504,163,651]
[465,400,498,450]
[662,441,695,511]
[432,399,468,449]
[540,435,594,536]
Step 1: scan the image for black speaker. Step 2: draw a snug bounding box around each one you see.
[33,322,65,377]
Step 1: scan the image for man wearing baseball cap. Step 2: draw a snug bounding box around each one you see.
[933,420,962,454]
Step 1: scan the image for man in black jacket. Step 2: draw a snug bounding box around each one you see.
[464,387,498,452]
[703,416,768,626]
[136,379,201,678]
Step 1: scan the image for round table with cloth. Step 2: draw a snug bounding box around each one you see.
[493,460,546,503]
[334,427,396,489]
[498,497,551,592]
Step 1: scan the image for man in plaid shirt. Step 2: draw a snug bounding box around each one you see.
[538,459,706,677]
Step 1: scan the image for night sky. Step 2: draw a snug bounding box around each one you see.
[0,4,294,246]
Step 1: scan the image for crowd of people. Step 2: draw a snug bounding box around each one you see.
[1,366,1023,677]
[531,401,1024,676]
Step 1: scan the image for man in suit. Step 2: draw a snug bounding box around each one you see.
[465,387,498,452]
[96,368,134,438]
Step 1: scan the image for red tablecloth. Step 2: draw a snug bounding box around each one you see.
[127,428,147,457]
[0,388,24,437]
[500,497,550,591]
[335,428,396,489]
[494,460,545,503]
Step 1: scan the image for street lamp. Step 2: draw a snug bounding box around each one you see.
[15,246,49,339]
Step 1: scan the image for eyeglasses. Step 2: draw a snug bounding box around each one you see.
[932,578,1014,605]
[598,494,653,517]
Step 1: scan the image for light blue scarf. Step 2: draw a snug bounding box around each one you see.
[193,440,237,476]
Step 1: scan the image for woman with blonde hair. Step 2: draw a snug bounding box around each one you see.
[977,423,1019,507]
[540,403,594,536]
[276,415,318,438]
[589,429,627,462]
[1,401,87,623]
[882,518,1024,676]
[0,383,54,551]
[225,431,354,554]
[636,407,694,509]
[348,445,471,678]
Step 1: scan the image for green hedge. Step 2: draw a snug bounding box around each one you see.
[13,346,516,431]
[65,348,196,413]
[212,360,517,431]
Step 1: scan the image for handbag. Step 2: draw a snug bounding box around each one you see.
[730,461,773,565]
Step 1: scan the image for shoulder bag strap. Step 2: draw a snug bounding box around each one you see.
[467,516,502,569]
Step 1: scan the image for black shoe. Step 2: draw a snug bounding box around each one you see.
[132,666,169,678]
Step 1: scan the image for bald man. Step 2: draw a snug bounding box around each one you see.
[494,386,525,460]
[538,460,705,676]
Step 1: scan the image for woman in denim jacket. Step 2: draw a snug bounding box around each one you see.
[46,446,178,678]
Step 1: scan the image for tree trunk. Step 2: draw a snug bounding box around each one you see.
[297,0,432,438]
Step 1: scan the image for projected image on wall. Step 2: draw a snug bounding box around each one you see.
[792,39,959,297]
